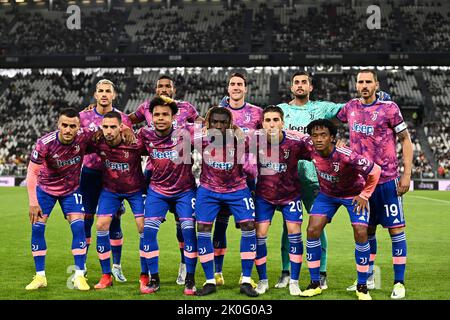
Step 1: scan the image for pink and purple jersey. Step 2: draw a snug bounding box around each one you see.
[196,133,249,193]
[305,146,375,198]
[134,100,199,129]
[80,108,132,171]
[134,99,199,171]
[256,131,311,205]
[221,100,263,180]
[221,99,263,132]
[30,128,96,196]
[93,138,146,194]
[138,125,195,196]
[337,99,406,184]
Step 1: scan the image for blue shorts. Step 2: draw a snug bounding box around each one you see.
[37,186,85,218]
[145,187,195,221]
[255,196,303,224]
[97,189,145,218]
[310,192,369,226]
[79,167,103,215]
[369,178,406,228]
[195,186,255,224]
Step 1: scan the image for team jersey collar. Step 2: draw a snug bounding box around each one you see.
[288,100,310,108]
[360,98,378,107]
[94,106,116,117]
[155,126,174,139]
[227,101,247,110]
[318,145,336,159]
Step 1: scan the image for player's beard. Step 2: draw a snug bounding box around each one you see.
[294,93,308,100]
[359,89,375,99]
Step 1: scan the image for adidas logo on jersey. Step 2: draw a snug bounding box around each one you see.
[359,215,366,221]
[393,218,400,223]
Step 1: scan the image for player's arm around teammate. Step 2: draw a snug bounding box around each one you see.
[26,109,96,291]
[194,107,258,298]
[88,111,147,290]
[137,97,198,296]
[253,106,312,296]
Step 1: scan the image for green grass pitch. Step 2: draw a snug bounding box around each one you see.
[0,187,449,300]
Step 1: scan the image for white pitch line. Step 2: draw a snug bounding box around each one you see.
[407,195,450,205]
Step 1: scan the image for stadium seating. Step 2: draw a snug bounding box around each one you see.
[1,2,449,55]
[0,66,443,179]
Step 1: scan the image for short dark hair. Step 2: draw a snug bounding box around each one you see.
[157,75,174,84]
[205,106,233,129]
[228,72,247,87]
[104,111,122,124]
[291,71,313,84]
[358,69,378,82]
[263,105,284,120]
[149,96,178,116]
[59,108,79,119]
[306,119,337,138]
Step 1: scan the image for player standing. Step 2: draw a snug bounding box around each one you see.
[90,111,147,290]
[195,107,258,297]
[25,108,95,291]
[138,97,198,295]
[80,79,133,282]
[276,71,390,289]
[338,70,413,299]
[275,71,344,289]
[253,106,311,296]
[213,72,262,286]
[129,75,202,286]
[299,119,381,300]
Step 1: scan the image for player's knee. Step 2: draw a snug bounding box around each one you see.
[307,224,321,238]
[96,219,110,231]
[256,229,267,238]
[197,223,212,233]
[389,226,405,236]
[353,226,368,243]
[84,214,94,221]
[239,221,255,231]
[286,222,301,235]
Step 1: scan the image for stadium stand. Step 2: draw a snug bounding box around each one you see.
[1,1,449,56]
[0,65,444,179]
[124,5,244,54]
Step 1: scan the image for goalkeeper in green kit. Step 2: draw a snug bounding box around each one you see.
[275,71,390,289]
